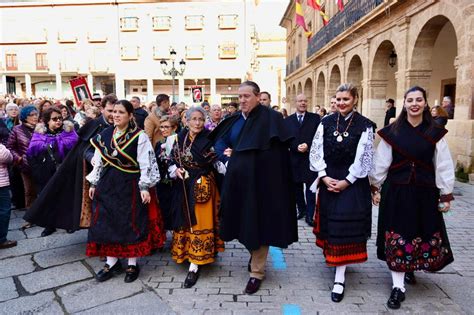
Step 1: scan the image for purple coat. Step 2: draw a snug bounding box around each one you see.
[26,130,78,162]
[6,124,35,172]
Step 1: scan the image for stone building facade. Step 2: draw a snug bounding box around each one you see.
[280,0,474,174]
[0,0,286,106]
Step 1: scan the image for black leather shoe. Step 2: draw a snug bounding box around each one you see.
[184,270,200,288]
[305,218,314,227]
[331,282,345,302]
[297,211,306,220]
[404,271,416,285]
[387,287,405,309]
[96,262,123,282]
[0,240,17,249]
[124,265,140,283]
[41,227,56,237]
[244,277,262,294]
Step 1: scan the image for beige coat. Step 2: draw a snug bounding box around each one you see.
[144,113,163,148]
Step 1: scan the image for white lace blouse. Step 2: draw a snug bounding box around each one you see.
[309,116,375,184]
[86,132,160,191]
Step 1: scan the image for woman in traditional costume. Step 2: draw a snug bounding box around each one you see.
[309,83,375,302]
[169,107,225,288]
[86,100,165,283]
[370,86,454,309]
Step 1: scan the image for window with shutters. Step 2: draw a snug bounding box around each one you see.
[35,53,48,70]
[218,14,238,29]
[6,54,17,71]
[185,15,204,30]
[152,16,171,31]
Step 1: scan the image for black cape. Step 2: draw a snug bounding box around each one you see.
[24,116,110,231]
[208,105,298,251]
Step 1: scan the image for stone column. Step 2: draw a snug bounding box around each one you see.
[87,74,93,92]
[115,76,125,99]
[147,78,154,102]
[366,79,388,128]
[55,73,62,99]
[178,77,185,102]
[1,75,6,94]
[210,77,216,103]
[24,74,32,98]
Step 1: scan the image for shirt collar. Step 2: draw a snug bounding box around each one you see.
[343,111,354,121]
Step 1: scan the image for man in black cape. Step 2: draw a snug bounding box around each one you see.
[24,94,117,234]
[209,81,297,294]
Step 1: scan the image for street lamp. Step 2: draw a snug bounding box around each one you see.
[388,50,397,68]
[160,48,186,102]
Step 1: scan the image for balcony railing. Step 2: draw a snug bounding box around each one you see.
[307,0,384,58]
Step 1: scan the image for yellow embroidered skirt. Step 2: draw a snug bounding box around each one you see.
[171,175,225,265]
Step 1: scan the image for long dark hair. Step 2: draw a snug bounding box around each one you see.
[391,86,434,134]
[115,99,137,131]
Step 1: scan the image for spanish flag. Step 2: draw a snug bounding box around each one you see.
[295,0,312,39]
[307,0,329,26]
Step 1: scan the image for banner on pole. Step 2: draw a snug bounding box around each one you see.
[191,86,203,103]
[70,76,92,105]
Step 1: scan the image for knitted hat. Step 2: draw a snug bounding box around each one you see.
[5,102,19,111]
[19,105,38,122]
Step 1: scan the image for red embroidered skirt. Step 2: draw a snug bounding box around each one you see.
[86,189,165,258]
[313,192,369,267]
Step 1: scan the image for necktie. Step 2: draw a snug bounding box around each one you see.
[298,114,303,125]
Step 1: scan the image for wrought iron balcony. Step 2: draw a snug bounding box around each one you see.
[307,0,384,58]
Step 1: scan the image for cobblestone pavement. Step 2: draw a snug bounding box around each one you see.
[0,182,472,314]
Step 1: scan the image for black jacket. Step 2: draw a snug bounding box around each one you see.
[384,106,396,126]
[285,112,320,184]
[209,105,298,250]
[134,108,149,130]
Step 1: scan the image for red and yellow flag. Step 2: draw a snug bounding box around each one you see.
[307,0,329,26]
[295,0,312,39]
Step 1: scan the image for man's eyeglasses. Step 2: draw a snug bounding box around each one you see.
[160,125,172,129]
[51,117,63,122]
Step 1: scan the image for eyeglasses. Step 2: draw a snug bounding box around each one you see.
[51,117,63,122]
[160,125,172,129]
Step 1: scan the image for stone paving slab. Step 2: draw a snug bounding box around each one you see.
[34,243,87,268]
[56,276,143,313]
[0,254,35,279]
[0,277,18,302]
[0,230,87,260]
[75,291,175,315]
[18,261,92,293]
[0,181,472,314]
[0,292,63,314]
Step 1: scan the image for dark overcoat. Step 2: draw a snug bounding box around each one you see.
[209,105,298,251]
[284,112,320,184]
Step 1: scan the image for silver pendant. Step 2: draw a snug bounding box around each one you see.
[343,131,349,137]
[112,149,118,157]
[333,131,339,136]
[336,135,343,142]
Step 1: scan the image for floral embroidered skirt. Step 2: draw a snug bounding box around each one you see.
[313,177,372,267]
[86,188,166,258]
[376,182,454,272]
[171,177,225,265]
